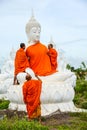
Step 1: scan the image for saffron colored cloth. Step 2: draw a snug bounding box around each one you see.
[14,48,30,75]
[27,103,41,119]
[48,48,58,70]
[22,79,42,118]
[26,42,56,76]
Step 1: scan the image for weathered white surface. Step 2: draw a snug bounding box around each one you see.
[0,14,81,116]
[0,48,15,99]
[5,70,77,116]
[6,72,86,116]
[0,51,77,115]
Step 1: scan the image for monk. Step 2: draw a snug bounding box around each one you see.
[22,73,42,121]
[14,43,30,85]
[48,43,58,71]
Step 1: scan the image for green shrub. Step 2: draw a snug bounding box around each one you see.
[75,80,87,93]
[73,79,87,109]
[0,99,10,109]
[81,101,87,109]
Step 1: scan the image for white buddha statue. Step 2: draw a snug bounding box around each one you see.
[0,48,15,99]
[0,14,82,116]
[7,14,78,115]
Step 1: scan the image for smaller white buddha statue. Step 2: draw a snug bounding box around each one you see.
[1,47,15,75]
[0,48,15,99]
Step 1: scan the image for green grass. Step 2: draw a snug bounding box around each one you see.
[49,112,87,130]
[73,79,87,109]
[0,117,49,130]
[0,99,10,109]
[0,79,87,130]
[0,113,87,130]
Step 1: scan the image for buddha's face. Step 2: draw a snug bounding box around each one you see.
[29,27,41,42]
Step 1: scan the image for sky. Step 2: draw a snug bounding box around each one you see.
[0,0,87,68]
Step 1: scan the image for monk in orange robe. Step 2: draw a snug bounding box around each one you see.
[22,73,42,120]
[48,44,58,71]
[14,43,30,84]
[26,41,56,76]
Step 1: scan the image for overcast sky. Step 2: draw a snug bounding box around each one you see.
[0,0,87,67]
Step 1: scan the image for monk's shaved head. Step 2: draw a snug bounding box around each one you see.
[20,43,25,48]
[26,73,32,81]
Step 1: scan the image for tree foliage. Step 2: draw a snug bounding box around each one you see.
[66,61,87,80]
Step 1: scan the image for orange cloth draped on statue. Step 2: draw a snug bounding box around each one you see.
[22,79,42,118]
[26,42,56,76]
[14,48,29,75]
[48,48,58,70]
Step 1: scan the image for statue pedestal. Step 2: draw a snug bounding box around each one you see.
[7,72,77,116]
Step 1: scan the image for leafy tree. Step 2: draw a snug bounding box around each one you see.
[66,62,87,80]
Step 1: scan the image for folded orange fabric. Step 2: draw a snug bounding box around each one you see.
[22,79,42,118]
[26,41,56,76]
[48,48,58,70]
[14,48,29,75]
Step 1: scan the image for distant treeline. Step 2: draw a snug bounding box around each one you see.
[66,61,87,80]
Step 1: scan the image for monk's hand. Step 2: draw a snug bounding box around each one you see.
[24,100,27,104]
[35,74,38,77]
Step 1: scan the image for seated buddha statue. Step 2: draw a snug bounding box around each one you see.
[25,14,76,83]
[1,14,78,116]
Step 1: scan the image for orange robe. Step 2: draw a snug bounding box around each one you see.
[26,42,56,76]
[48,48,58,70]
[22,79,42,118]
[14,48,29,75]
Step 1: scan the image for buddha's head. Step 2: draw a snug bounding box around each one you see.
[25,15,41,44]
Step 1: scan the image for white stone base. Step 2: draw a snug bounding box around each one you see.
[0,94,8,100]
[8,101,87,116]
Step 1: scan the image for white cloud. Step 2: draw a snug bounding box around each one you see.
[0,0,87,67]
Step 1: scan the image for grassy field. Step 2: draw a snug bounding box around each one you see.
[0,112,87,130]
[0,79,87,130]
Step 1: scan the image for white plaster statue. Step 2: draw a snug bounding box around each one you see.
[0,48,15,99]
[1,14,84,116]
[58,49,69,72]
